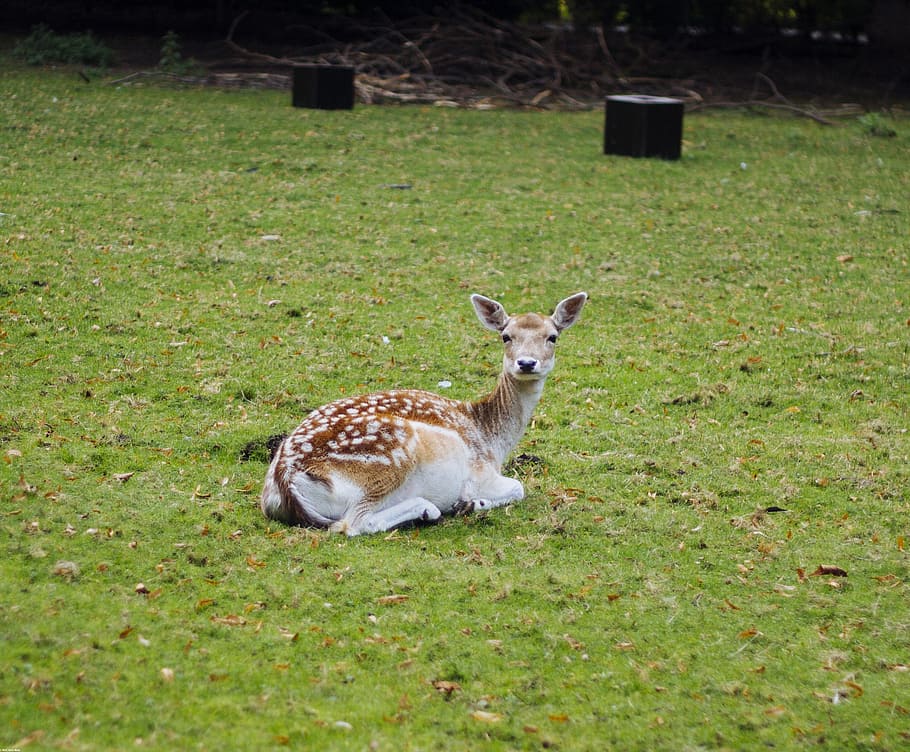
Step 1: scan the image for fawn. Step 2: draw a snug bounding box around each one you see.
[261,292,587,536]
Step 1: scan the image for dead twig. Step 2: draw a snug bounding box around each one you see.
[110,11,867,115]
[688,99,839,125]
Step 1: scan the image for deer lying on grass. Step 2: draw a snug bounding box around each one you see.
[261,292,587,536]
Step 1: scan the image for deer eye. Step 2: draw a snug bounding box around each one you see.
[501,333,512,343]
[547,334,558,344]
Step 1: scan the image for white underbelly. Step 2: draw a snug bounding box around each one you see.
[384,454,470,513]
[381,423,472,513]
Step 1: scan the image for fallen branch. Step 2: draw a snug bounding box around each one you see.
[108,70,203,86]
[110,11,870,116]
[687,99,839,125]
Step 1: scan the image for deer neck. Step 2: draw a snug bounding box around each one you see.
[467,372,546,464]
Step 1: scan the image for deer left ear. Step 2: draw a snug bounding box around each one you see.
[551,292,587,332]
[471,294,510,332]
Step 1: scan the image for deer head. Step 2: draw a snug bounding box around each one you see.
[471,292,588,381]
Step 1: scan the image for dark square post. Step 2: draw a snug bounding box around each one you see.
[292,65,355,110]
[604,95,684,160]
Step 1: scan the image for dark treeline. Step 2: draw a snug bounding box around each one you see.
[2,0,906,50]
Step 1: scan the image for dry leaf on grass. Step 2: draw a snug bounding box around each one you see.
[810,565,848,577]
[471,710,503,723]
[211,614,247,627]
[377,594,409,605]
[432,680,462,695]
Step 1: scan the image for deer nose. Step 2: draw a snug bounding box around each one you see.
[517,358,538,373]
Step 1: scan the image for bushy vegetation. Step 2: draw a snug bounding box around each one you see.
[0,64,907,750]
[12,24,114,67]
[158,31,202,76]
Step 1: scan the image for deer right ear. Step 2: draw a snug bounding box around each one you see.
[471,294,510,332]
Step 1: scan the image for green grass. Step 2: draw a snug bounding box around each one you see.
[1,61,908,751]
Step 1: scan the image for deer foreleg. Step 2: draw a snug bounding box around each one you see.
[332,497,443,537]
[454,475,524,516]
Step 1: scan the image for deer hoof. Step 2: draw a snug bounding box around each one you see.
[453,499,475,517]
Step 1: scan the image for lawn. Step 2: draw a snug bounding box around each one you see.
[1,61,908,751]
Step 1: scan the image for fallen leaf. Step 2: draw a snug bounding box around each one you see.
[53,561,79,578]
[549,713,570,723]
[810,565,848,577]
[113,472,134,483]
[15,730,46,747]
[470,710,503,723]
[160,668,175,682]
[377,594,409,605]
[211,614,247,627]
[432,680,461,695]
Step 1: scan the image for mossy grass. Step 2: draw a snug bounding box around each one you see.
[1,62,908,750]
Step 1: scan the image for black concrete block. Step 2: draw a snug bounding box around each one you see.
[604,95,684,160]
[292,65,355,110]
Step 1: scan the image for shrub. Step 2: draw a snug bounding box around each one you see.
[858,112,898,138]
[158,30,204,76]
[13,24,114,67]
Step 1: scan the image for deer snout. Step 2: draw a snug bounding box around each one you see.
[516,358,539,374]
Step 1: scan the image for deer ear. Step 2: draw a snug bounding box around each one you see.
[551,292,588,332]
[471,294,510,332]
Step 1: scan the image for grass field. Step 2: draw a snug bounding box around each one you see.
[1,62,908,750]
